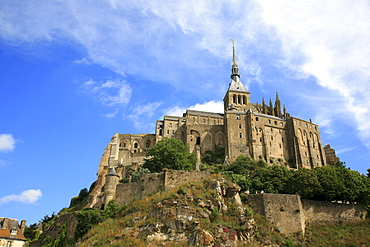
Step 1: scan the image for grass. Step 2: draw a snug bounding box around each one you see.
[298,220,370,246]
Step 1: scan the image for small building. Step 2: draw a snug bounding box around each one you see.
[0,218,27,247]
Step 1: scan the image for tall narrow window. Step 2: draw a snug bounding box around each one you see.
[239,133,242,138]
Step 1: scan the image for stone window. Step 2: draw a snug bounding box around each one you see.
[256,117,259,121]
[260,137,262,142]
[236,114,240,120]
[274,121,277,125]
[167,130,170,135]
[169,123,172,127]
[280,122,283,126]
[240,133,242,138]
[146,142,150,148]
[233,95,236,103]
[123,143,126,148]
[239,124,242,129]
[238,95,241,104]
[134,143,138,149]
[203,119,206,123]
[268,119,271,124]
[271,136,273,140]
[214,120,216,124]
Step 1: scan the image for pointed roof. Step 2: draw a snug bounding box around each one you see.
[227,40,248,93]
[107,167,119,176]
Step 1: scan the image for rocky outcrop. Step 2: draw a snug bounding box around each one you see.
[112,178,261,246]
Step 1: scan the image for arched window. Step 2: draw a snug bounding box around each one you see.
[134,143,138,149]
[243,96,246,104]
[238,95,241,104]
[233,95,236,103]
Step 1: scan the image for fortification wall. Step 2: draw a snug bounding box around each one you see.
[163,170,211,190]
[114,170,211,206]
[248,194,305,234]
[248,193,367,235]
[115,173,164,206]
[302,199,367,225]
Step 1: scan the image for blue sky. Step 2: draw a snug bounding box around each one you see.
[1,0,370,225]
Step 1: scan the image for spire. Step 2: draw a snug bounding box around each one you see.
[231,39,240,79]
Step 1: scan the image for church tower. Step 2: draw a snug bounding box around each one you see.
[223,41,252,112]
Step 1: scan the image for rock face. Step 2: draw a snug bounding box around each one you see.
[112,178,260,246]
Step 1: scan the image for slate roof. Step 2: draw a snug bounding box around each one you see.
[0,218,26,241]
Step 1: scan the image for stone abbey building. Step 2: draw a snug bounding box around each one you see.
[87,43,330,208]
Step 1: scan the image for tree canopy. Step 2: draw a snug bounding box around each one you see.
[143,138,196,172]
[222,155,370,205]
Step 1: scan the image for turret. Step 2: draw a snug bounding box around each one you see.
[104,167,120,208]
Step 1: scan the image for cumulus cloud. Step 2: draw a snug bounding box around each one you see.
[0,134,16,152]
[0,189,42,205]
[165,100,224,117]
[2,0,370,150]
[81,78,132,106]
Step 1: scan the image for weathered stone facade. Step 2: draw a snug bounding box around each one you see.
[87,43,332,209]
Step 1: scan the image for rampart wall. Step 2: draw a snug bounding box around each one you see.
[115,170,211,206]
[302,199,367,225]
[248,193,367,235]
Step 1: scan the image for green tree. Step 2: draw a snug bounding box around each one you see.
[131,167,151,182]
[288,168,321,199]
[251,165,292,193]
[143,138,196,172]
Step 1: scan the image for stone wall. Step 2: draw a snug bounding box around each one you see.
[115,172,165,206]
[248,194,305,235]
[302,199,367,226]
[114,170,211,206]
[248,193,367,235]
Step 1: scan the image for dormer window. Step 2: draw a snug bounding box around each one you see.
[10,229,17,235]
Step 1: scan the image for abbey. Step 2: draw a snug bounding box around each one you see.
[87,43,328,208]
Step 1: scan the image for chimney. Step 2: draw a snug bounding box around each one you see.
[2,218,9,229]
[20,220,26,234]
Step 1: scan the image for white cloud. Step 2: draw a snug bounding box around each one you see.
[73,57,90,65]
[0,189,42,205]
[0,134,16,152]
[102,109,119,118]
[127,102,162,131]
[257,0,370,147]
[165,100,224,117]
[82,78,132,106]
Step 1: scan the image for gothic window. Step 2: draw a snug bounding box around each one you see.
[134,143,138,149]
[238,95,241,104]
[196,137,201,145]
[243,96,246,104]
[233,95,236,103]
[271,136,273,140]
